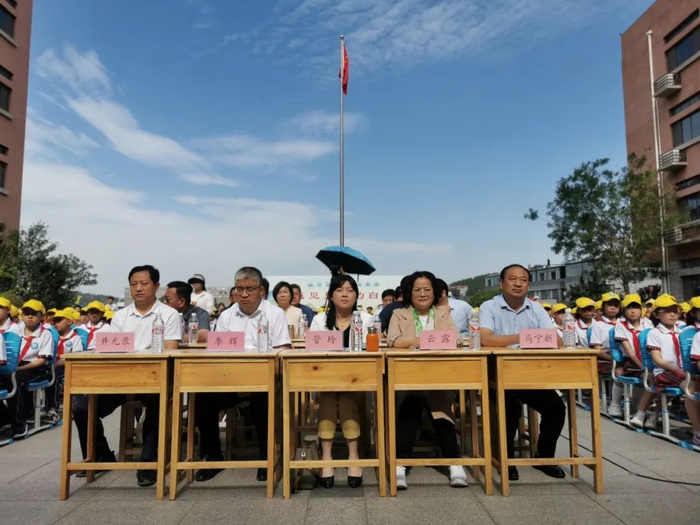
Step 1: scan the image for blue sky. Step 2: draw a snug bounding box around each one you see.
[22,0,654,295]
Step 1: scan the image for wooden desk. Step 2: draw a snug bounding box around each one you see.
[168,350,279,499]
[60,351,171,500]
[280,350,386,498]
[487,348,603,496]
[385,349,493,496]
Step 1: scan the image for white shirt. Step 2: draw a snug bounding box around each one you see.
[646,324,682,377]
[215,299,290,351]
[0,317,14,333]
[690,330,700,361]
[614,319,643,348]
[191,291,215,315]
[110,301,182,351]
[575,319,595,348]
[58,329,84,358]
[0,336,5,363]
[84,320,111,350]
[590,317,617,352]
[310,311,374,343]
[18,324,54,363]
[641,317,654,330]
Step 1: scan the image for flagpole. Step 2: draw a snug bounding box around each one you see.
[339,34,345,247]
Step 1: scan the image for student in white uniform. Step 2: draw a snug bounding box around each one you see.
[590,292,623,417]
[551,303,568,339]
[0,297,14,333]
[194,267,291,484]
[0,300,54,439]
[686,297,700,329]
[83,301,110,350]
[574,297,597,348]
[46,309,85,420]
[72,265,182,487]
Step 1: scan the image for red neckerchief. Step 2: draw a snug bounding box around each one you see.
[621,320,642,360]
[57,331,76,359]
[87,321,103,345]
[577,319,590,330]
[599,316,617,326]
[19,336,36,361]
[669,329,682,367]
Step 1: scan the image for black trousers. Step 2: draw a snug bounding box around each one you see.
[396,394,460,459]
[46,366,65,411]
[2,365,48,430]
[504,390,566,458]
[195,392,268,460]
[72,394,160,461]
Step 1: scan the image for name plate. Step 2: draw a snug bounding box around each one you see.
[207,332,246,351]
[305,331,344,351]
[519,328,558,349]
[95,332,135,353]
[419,330,458,350]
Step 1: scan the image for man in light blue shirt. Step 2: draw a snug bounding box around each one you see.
[480,264,566,482]
[436,279,473,337]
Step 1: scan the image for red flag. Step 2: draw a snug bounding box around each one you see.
[340,44,349,95]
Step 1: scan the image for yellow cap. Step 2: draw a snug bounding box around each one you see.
[595,300,602,310]
[551,303,568,314]
[681,301,691,313]
[104,304,113,312]
[47,308,57,315]
[0,297,10,309]
[10,305,18,317]
[690,297,700,310]
[104,310,114,320]
[653,294,678,311]
[572,307,578,315]
[621,293,642,308]
[21,299,46,315]
[645,298,656,306]
[52,308,74,321]
[542,303,552,310]
[601,292,621,303]
[85,301,106,313]
[71,309,81,321]
[575,297,595,309]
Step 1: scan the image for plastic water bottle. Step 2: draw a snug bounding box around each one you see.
[188,312,199,345]
[151,312,165,353]
[373,314,382,335]
[258,312,270,353]
[469,310,480,350]
[350,311,363,352]
[563,309,576,349]
[297,313,308,339]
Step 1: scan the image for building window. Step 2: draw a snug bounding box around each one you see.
[665,9,700,43]
[672,109,700,146]
[0,5,15,38]
[539,272,545,281]
[678,192,700,221]
[0,82,9,112]
[677,174,700,191]
[0,143,7,155]
[551,271,557,280]
[0,161,5,190]
[670,92,700,116]
[666,26,700,70]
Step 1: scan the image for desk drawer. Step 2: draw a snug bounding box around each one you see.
[500,357,594,389]
[70,362,163,392]
[286,359,379,391]
[179,360,270,391]
[392,358,483,389]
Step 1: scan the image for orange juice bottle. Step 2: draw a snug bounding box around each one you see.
[366,326,379,352]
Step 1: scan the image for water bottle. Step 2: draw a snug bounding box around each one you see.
[563,308,576,349]
[297,313,308,339]
[151,312,165,354]
[373,314,382,335]
[350,310,363,352]
[188,312,199,345]
[258,312,270,353]
[469,310,480,350]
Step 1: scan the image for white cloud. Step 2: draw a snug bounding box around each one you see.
[283,110,367,136]
[25,113,100,159]
[177,173,242,187]
[36,47,111,93]
[194,20,213,30]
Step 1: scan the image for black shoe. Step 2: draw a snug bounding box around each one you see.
[256,468,267,482]
[508,466,519,481]
[195,456,224,482]
[348,476,362,488]
[320,476,335,489]
[76,450,116,479]
[533,465,566,479]
[136,469,157,487]
[75,470,87,478]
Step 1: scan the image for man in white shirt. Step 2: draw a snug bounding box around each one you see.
[194,266,291,483]
[188,273,215,315]
[106,296,119,312]
[72,265,182,487]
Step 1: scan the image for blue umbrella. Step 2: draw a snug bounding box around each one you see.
[316,246,376,276]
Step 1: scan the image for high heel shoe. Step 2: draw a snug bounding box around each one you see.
[320,476,335,489]
[347,476,363,488]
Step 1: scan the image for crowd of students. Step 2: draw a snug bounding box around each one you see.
[0,263,698,492]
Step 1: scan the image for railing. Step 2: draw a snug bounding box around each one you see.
[664,221,700,245]
[653,73,681,97]
[659,149,687,171]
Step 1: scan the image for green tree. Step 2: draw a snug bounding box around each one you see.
[525,155,680,294]
[469,289,500,308]
[564,267,609,303]
[0,222,97,307]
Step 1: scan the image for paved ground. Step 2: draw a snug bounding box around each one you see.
[1,407,699,525]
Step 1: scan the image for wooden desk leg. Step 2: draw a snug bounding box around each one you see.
[156,361,168,500]
[567,390,579,478]
[186,394,195,484]
[590,361,604,494]
[169,362,182,501]
[376,358,386,497]
[480,362,493,496]
[59,362,73,501]
[469,390,481,484]
[459,390,468,457]
[528,407,539,458]
[282,361,291,499]
[118,401,128,462]
[266,360,276,499]
[387,359,397,496]
[86,394,97,483]
[496,358,510,496]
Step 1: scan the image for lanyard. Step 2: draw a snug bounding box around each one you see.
[412,307,435,336]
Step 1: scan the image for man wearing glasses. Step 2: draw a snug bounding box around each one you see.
[194,267,291,482]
